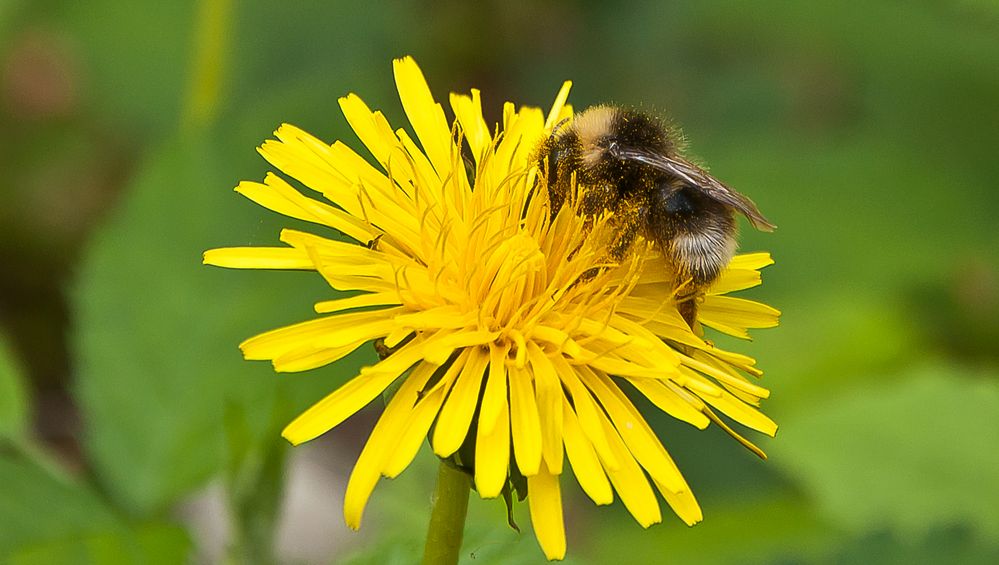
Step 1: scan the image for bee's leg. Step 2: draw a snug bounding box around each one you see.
[674,280,703,332]
[537,134,575,217]
[606,199,644,260]
[677,294,699,330]
[577,202,642,282]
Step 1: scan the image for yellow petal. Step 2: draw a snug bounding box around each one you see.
[312,317,396,350]
[394,306,476,330]
[527,462,566,561]
[501,105,546,178]
[691,346,761,377]
[417,346,470,398]
[358,331,448,376]
[341,360,436,529]
[699,296,781,333]
[680,353,770,400]
[529,325,580,357]
[709,268,762,295]
[625,377,710,429]
[272,342,368,373]
[654,479,703,527]
[240,307,403,361]
[314,292,401,314]
[699,318,750,339]
[432,349,488,457]
[553,357,617,470]
[595,409,662,527]
[281,339,419,445]
[580,369,687,494]
[258,125,401,224]
[478,342,510,436]
[275,133,420,242]
[509,364,542,476]
[203,247,312,270]
[544,81,573,130]
[393,127,443,210]
[474,394,510,498]
[421,330,500,366]
[489,103,542,195]
[236,174,377,243]
[338,93,415,189]
[585,354,667,379]
[562,398,613,505]
[281,369,398,445]
[393,56,453,180]
[527,342,564,474]
[568,315,642,346]
[696,384,778,437]
[727,252,774,271]
[383,327,413,349]
[382,364,449,477]
[279,228,413,271]
[606,313,681,366]
[449,89,492,164]
[342,458,381,531]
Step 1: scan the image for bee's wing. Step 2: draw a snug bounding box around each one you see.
[610,145,776,231]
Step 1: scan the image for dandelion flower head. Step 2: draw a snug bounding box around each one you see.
[204,57,779,560]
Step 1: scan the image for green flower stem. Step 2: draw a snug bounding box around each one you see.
[423,460,472,565]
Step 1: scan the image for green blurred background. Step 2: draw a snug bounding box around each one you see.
[2,0,998,563]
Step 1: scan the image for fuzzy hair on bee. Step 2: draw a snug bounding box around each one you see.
[537,105,775,329]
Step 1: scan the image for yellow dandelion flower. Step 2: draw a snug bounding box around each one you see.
[204,57,779,561]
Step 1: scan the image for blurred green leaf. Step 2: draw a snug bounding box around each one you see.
[772,365,999,543]
[0,334,28,441]
[586,491,837,565]
[6,523,189,565]
[826,525,999,565]
[56,1,196,137]
[0,456,114,555]
[0,456,190,563]
[73,129,371,516]
[750,291,921,409]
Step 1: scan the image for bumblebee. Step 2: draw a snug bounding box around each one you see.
[538,105,775,328]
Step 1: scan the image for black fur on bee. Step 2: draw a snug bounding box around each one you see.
[537,105,774,328]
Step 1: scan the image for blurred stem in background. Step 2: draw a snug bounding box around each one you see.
[0,337,72,485]
[183,0,232,132]
[183,0,288,563]
[223,394,290,565]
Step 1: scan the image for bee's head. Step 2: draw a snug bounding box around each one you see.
[572,106,675,174]
[570,105,619,171]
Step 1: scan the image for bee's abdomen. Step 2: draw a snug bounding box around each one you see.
[649,186,737,286]
[667,228,735,285]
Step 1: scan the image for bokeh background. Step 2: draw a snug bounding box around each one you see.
[2,0,998,563]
